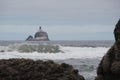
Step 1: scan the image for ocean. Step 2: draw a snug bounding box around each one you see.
[0,40,114,80]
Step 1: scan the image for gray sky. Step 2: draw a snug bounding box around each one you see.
[0,0,120,40]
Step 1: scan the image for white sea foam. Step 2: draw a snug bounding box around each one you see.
[0,46,109,60]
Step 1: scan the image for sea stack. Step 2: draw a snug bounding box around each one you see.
[95,19,120,80]
[26,26,49,41]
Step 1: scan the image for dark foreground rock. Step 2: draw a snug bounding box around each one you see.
[95,19,120,80]
[0,59,85,80]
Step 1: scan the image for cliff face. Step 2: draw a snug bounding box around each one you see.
[95,19,120,80]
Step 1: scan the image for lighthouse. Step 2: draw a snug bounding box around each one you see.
[26,26,49,41]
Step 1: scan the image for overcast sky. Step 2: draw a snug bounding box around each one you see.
[0,0,120,40]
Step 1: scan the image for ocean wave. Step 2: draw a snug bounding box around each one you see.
[18,44,62,53]
[0,44,63,53]
[0,46,109,60]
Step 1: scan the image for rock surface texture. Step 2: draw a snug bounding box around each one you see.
[0,59,85,80]
[26,35,33,41]
[26,27,49,41]
[95,19,120,80]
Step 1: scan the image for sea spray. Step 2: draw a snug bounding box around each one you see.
[18,44,62,53]
[8,43,63,53]
[0,40,112,80]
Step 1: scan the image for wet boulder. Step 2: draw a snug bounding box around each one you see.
[95,19,120,80]
[0,59,85,80]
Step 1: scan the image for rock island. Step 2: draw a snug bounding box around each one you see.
[26,26,49,41]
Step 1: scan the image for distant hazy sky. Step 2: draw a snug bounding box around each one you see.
[0,0,120,40]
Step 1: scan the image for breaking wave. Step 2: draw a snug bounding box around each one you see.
[0,44,63,53]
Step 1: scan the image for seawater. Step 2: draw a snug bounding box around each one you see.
[56,58,100,80]
[0,40,114,80]
[0,40,114,47]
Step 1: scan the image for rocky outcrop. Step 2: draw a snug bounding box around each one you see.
[95,19,120,80]
[26,27,49,41]
[26,35,33,41]
[0,59,85,80]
